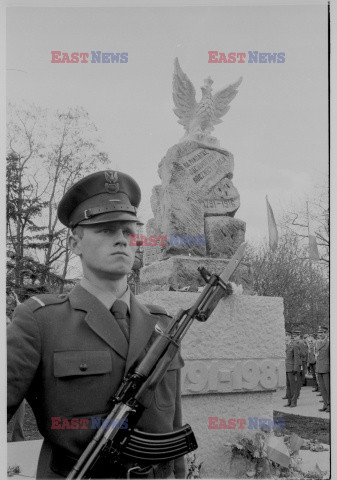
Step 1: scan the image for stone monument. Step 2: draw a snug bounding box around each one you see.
[141,58,251,292]
[137,59,285,478]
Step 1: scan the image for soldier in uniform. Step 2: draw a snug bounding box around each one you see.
[7,171,186,479]
[292,329,303,399]
[314,330,323,396]
[299,334,308,387]
[284,330,301,408]
[307,334,319,392]
[316,326,330,412]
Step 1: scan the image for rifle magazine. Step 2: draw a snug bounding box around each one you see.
[121,424,198,462]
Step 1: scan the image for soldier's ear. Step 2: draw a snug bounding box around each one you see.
[69,231,83,257]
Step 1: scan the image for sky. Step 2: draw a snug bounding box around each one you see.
[6,3,329,243]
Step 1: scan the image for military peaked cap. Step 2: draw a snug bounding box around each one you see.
[58,170,142,228]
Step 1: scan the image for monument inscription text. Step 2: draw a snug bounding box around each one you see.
[181,359,285,395]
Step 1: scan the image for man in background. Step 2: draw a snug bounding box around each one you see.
[284,330,301,408]
[300,334,309,387]
[292,329,303,400]
[316,326,330,413]
[307,334,319,392]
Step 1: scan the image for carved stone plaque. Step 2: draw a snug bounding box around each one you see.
[179,147,233,191]
[203,178,240,216]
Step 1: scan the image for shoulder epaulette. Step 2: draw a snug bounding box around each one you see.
[145,304,171,317]
[25,293,69,312]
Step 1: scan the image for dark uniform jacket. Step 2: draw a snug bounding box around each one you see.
[285,341,301,373]
[7,285,185,479]
[316,338,330,374]
[299,341,308,363]
[307,344,316,364]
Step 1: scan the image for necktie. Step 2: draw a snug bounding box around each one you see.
[110,300,129,341]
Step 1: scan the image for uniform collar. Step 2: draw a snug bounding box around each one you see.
[125,293,158,373]
[69,283,128,359]
[80,277,130,312]
[68,284,158,369]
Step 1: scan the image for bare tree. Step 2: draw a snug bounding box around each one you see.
[280,184,329,265]
[246,233,329,333]
[7,102,108,295]
[38,107,108,286]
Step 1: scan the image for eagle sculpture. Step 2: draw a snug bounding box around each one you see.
[173,58,242,144]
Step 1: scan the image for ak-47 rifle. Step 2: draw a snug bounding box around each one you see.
[67,242,247,479]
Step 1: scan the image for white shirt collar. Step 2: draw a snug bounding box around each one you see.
[80,277,131,312]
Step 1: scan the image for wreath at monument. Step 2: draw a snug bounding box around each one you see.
[187,453,203,479]
[229,432,329,479]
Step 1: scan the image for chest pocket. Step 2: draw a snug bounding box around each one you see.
[154,351,185,410]
[53,350,114,417]
[54,350,112,377]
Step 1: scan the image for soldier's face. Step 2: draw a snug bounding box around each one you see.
[70,221,138,279]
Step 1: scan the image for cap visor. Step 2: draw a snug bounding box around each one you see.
[78,211,143,225]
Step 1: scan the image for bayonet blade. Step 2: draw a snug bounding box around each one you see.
[219,242,247,283]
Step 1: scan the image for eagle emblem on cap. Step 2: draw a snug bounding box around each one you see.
[105,171,119,193]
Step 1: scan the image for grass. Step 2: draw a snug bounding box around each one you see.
[273,410,330,445]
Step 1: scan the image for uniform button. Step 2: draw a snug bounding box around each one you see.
[79,363,87,371]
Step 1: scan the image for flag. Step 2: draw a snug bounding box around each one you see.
[266,196,278,251]
[308,235,320,261]
[307,201,320,261]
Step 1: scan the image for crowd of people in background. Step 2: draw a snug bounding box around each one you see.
[284,326,330,413]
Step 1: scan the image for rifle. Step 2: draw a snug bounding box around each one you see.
[67,242,247,479]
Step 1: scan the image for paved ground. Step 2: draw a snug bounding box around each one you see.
[273,385,330,419]
[299,448,330,475]
[7,439,42,479]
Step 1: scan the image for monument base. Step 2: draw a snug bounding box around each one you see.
[184,391,274,478]
[205,216,246,258]
[136,291,285,478]
[140,255,254,294]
